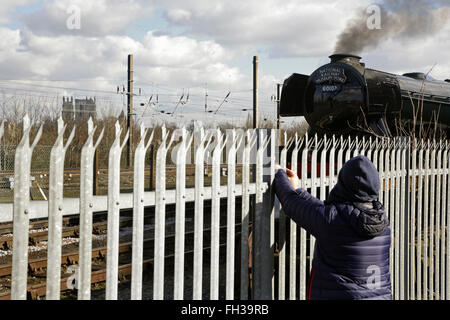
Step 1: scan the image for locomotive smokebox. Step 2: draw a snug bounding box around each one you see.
[280,53,367,122]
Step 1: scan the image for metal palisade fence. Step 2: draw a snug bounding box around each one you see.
[274,133,450,300]
[0,115,449,300]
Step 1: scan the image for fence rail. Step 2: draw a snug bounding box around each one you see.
[0,115,449,300]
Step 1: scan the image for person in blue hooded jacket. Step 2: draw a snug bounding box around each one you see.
[274,155,392,300]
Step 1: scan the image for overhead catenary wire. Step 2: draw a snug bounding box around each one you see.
[0,78,274,99]
[170,92,185,116]
[0,77,278,122]
[0,81,275,105]
[0,80,120,95]
[213,91,231,114]
[0,87,274,112]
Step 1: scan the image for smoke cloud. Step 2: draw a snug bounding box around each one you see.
[334,0,450,55]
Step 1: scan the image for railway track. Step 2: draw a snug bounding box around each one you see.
[0,226,239,300]
[0,218,133,250]
[0,199,230,249]
[0,198,245,299]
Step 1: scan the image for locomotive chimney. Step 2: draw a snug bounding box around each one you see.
[329,53,365,73]
[329,53,361,64]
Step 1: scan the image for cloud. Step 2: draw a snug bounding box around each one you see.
[159,0,374,58]
[21,0,153,36]
[166,8,191,23]
[2,0,450,122]
[364,23,450,81]
[0,0,36,24]
[0,26,249,91]
[137,31,229,69]
[0,24,261,119]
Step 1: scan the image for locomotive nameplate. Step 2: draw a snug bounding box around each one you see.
[315,67,347,84]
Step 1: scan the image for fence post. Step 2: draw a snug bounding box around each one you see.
[429,140,437,299]
[309,135,319,272]
[192,126,211,300]
[131,124,153,300]
[400,137,410,300]
[288,133,301,299]
[225,129,242,299]
[337,136,347,174]
[435,140,442,300]
[329,135,337,189]
[410,139,417,300]
[277,133,293,300]
[210,129,227,300]
[439,140,446,300]
[320,136,331,202]
[78,118,104,300]
[174,127,192,300]
[240,130,255,300]
[417,140,424,300]
[269,129,277,299]
[446,141,450,300]
[299,134,311,300]
[251,129,275,300]
[441,141,448,300]
[11,115,42,300]
[394,139,401,299]
[106,121,129,300]
[423,141,430,300]
[153,126,175,300]
[387,139,395,297]
[46,118,74,300]
[377,138,384,205]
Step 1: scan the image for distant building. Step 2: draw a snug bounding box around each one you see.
[62,96,97,121]
[62,97,74,121]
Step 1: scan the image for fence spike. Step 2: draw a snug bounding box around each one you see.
[144,129,154,150]
[130,127,154,300]
[77,119,103,300]
[46,117,70,300]
[64,127,76,152]
[11,114,41,300]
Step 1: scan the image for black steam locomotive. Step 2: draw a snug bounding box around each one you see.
[280,54,450,137]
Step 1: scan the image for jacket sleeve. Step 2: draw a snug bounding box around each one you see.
[273,169,334,237]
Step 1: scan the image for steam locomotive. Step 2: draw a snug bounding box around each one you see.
[280,54,450,137]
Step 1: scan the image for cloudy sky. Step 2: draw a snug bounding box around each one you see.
[0,0,449,126]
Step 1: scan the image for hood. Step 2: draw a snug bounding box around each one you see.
[348,201,389,237]
[327,155,380,204]
[327,155,388,237]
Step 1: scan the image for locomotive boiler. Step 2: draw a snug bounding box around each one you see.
[280,54,450,137]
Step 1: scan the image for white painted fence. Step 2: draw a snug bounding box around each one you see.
[1,115,449,300]
[1,116,271,300]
